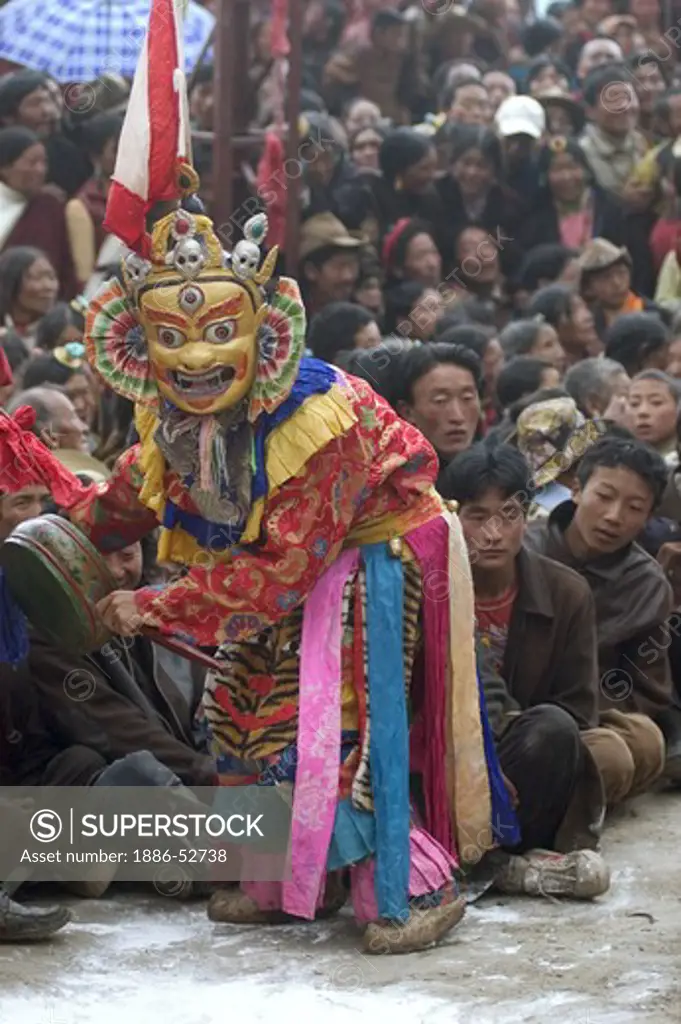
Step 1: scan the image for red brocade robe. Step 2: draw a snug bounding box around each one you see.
[68,374,443,648]
[68,373,500,864]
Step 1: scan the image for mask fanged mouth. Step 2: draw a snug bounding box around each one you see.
[170,366,236,397]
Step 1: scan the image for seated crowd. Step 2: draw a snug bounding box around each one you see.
[5,0,681,942]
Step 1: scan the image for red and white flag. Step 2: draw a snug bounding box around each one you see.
[104,0,191,256]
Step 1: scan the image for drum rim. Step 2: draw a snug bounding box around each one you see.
[0,514,116,651]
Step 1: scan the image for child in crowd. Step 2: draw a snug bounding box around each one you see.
[629,370,681,467]
[579,239,657,334]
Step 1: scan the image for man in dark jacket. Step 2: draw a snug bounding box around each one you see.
[0,702,73,941]
[524,435,672,807]
[0,540,216,902]
[4,633,215,789]
[0,410,211,923]
[0,541,215,791]
[442,443,609,900]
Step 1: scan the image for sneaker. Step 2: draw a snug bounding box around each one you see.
[494,849,610,900]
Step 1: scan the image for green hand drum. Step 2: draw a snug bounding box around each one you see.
[0,514,117,653]
[0,514,222,671]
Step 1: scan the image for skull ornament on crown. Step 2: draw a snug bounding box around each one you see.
[86,167,307,423]
[229,213,269,281]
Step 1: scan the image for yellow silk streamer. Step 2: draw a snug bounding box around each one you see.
[445,508,493,863]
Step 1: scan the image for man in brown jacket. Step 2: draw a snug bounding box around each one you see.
[524,435,672,807]
[442,443,609,901]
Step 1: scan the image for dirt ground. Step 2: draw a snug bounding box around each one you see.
[1,791,680,1024]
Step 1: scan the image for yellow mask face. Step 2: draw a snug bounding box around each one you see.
[140,279,262,415]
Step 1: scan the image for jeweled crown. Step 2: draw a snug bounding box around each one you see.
[121,165,279,311]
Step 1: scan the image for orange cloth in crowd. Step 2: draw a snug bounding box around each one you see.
[621,292,644,314]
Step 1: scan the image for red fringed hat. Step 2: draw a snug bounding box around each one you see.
[0,407,90,507]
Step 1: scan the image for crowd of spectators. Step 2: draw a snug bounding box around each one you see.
[5,0,681,939]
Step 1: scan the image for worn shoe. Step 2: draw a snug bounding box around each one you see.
[362,896,465,955]
[207,889,291,924]
[494,849,610,900]
[0,893,72,943]
[208,873,349,924]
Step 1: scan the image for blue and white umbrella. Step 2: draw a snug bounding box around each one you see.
[0,0,214,82]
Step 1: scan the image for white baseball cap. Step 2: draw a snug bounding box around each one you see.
[495,96,546,139]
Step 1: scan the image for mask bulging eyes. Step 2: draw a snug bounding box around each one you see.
[158,327,185,349]
[205,321,236,345]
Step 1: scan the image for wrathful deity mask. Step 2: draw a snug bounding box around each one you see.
[141,278,266,415]
[85,175,307,424]
[127,206,275,416]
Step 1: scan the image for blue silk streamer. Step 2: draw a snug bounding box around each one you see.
[363,543,410,921]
